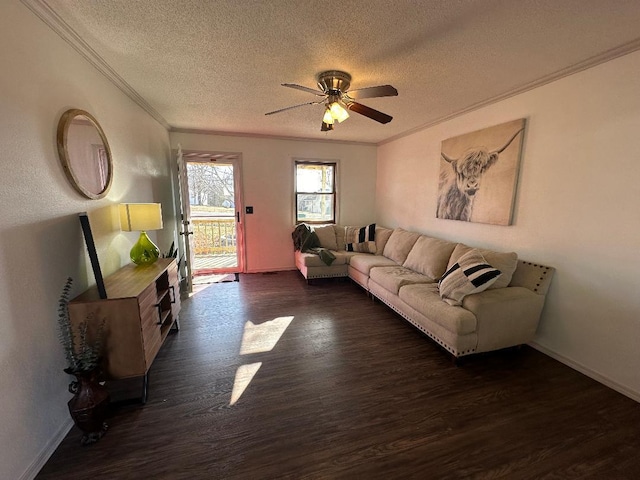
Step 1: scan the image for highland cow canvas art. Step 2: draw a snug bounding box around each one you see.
[436,118,525,225]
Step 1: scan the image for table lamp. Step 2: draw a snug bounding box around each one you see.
[119,203,163,265]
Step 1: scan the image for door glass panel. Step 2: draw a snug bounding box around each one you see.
[187,162,239,275]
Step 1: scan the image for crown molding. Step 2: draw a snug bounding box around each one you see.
[170,127,377,147]
[378,38,640,146]
[21,0,170,130]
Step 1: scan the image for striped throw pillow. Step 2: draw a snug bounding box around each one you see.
[438,250,501,306]
[345,223,376,252]
[346,241,376,253]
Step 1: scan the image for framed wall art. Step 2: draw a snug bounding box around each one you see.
[436,118,525,225]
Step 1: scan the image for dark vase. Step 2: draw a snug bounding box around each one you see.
[65,367,110,445]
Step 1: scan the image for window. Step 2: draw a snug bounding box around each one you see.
[295,160,336,224]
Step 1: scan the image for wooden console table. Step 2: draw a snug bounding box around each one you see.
[68,258,181,403]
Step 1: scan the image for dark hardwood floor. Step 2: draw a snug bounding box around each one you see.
[38,271,640,479]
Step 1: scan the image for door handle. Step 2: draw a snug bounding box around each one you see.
[179,231,193,236]
[236,211,240,222]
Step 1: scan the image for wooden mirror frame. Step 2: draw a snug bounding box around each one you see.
[57,109,113,199]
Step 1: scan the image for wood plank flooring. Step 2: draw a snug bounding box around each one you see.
[37,271,640,479]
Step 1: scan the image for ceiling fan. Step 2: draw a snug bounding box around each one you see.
[265,70,398,131]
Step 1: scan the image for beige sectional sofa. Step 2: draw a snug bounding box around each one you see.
[294,224,554,359]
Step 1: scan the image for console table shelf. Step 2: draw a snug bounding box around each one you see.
[68,258,181,401]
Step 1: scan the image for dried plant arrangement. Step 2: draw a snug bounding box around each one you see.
[57,277,105,373]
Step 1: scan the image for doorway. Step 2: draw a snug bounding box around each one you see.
[177,150,245,289]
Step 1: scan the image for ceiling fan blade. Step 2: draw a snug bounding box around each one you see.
[321,121,334,132]
[346,85,398,99]
[346,101,393,124]
[282,83,326,96]
[265,100,323,116]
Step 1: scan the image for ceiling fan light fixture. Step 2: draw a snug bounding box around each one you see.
[329,100,349,123]
[269,70,397,129]
[322,107,335,125]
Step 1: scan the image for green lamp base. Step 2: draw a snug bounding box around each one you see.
[130,231,160,266]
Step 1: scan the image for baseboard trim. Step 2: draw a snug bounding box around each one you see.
[245,267,296,274]
[528,341,640,404]
[20,418,73,480]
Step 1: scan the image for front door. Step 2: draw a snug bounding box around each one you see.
[181,151,245,280]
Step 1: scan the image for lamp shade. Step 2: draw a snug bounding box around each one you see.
[119,203,163,265]
[119,203,163,232]
[329,101,349,123]
[322,108,335,125]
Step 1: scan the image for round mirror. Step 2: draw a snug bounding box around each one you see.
[57,109,113,199]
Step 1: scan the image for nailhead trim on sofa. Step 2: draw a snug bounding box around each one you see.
[370,290,476,357]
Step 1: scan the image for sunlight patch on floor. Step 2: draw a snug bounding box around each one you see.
[230,316,294,405]
[239,316,294,355]
[230,362,262,406]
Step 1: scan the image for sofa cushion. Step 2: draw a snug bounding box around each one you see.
[335,226,346,251]
[349,254,397,275]
[403,236,458,279]
[374,226,394,256]
[447,243,517,289]
[313,225,339,251]
[369,265,434,295]
[438,250,501,306]
[383,228,421,264]
[333,250,360,264]
[295,250,347,267]
[399,283,477,335]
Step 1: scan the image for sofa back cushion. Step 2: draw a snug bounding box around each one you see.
[335,226,346,251]
[374,226,393,255]
[383,228,421,264]
[447,243,517,289]
[313,225,339,250]
[403,236,458,279]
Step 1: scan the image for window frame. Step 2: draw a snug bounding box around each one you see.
[294,159,338,225]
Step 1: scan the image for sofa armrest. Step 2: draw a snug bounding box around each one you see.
[462,287,545,353]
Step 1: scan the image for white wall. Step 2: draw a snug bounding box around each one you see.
[170,132,377,272]
[377,50,640,400]
[6,2,637,477]
[0,2,173,479]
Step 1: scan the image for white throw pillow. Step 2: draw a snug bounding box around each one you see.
[438,250,501,306]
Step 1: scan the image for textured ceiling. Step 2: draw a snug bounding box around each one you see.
[35,0,640,144]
